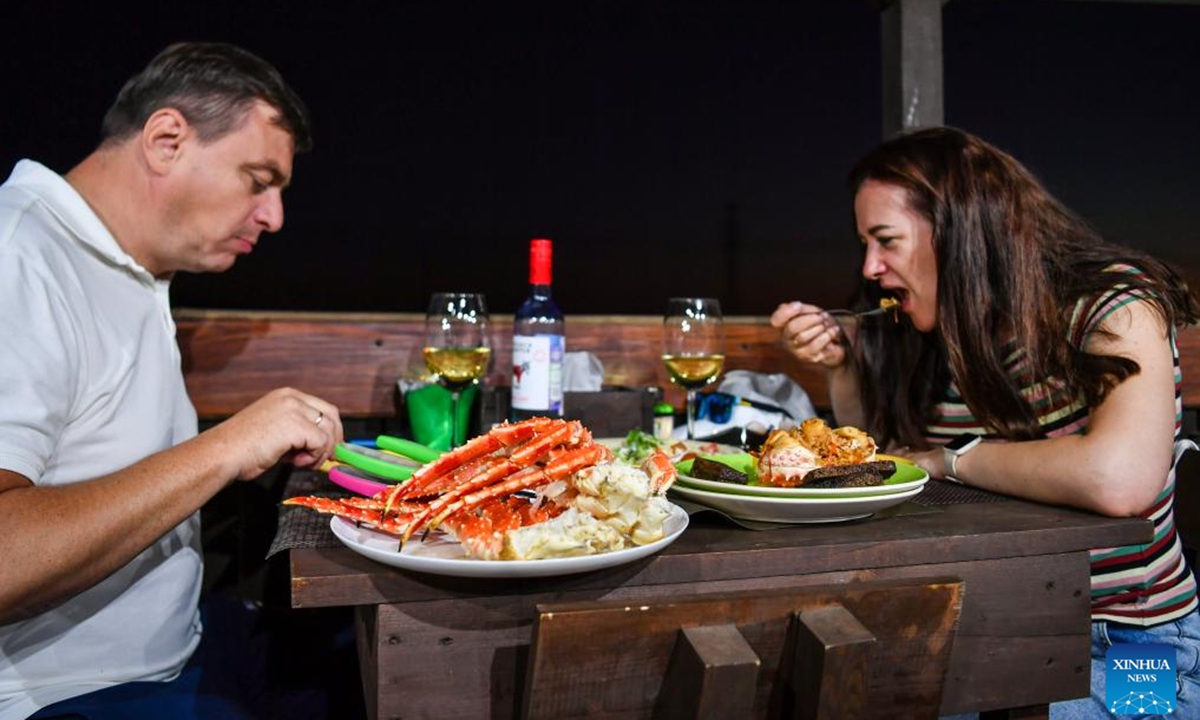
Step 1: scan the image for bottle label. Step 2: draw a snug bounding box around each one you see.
[512,334,564,413]
[653,415,674,442]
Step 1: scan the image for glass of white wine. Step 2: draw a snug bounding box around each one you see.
[424,292,491,448]
[662,297,725,439]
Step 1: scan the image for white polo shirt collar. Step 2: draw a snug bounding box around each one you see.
[7,160,158,285]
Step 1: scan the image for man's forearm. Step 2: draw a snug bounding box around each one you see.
[0,433,234,625]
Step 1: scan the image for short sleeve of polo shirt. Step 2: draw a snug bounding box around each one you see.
[0,249,80,483]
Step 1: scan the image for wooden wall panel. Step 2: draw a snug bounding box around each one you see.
[175,309,1200,420]
[175,310,827,418]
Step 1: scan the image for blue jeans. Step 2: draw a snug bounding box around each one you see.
[943,609,1200,720]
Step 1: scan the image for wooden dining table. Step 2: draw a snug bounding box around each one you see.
[278,472,1151,720]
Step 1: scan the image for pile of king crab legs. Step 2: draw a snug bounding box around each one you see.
[284,417,679,560]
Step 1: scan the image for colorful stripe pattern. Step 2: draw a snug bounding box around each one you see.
[924,265,1196,626]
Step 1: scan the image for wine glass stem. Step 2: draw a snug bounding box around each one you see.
[449,390,461,449]
[685,389,698,440]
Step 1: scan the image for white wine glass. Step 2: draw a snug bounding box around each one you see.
[424,292,491,448]
[662,297,725,439]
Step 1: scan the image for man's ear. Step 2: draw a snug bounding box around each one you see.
[141,108,191,175]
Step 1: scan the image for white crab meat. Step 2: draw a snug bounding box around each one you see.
[499,507,625,560]
[568,463,673,543]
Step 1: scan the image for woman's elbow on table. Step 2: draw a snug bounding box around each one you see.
[1080,457,1172,518]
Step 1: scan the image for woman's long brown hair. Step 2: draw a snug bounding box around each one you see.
[847,127,1200,447]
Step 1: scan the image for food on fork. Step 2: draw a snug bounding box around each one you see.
[879,296,900,312]
[756,418,879,488]
[285,417,679,561]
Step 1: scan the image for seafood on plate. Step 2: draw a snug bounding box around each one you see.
[756,417,878,487]
[284,417,679,561]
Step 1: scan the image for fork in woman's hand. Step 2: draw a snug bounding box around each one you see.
[822,297,900,319]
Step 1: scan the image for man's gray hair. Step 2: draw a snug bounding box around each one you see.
[100,42,312,152]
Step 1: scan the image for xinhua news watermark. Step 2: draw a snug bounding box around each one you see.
[1107,643,1176,715]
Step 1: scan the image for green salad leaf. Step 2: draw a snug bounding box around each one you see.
[615,429,662,464]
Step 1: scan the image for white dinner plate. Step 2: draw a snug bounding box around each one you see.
[329,503,689,578]
[675,464,929,499]
[668,483,925,524]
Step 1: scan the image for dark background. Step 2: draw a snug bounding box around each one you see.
[3,0,1198,316]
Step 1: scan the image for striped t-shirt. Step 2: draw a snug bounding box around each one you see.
[924,265,1197,626]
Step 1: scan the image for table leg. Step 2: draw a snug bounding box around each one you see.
[654,624,760,719]
[355,605,380,720]
[791,604,876,720]
[354,600,529,720]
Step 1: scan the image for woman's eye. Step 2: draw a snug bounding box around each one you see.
[249,176,269,193]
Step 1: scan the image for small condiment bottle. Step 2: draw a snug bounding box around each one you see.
[653,402,675,441]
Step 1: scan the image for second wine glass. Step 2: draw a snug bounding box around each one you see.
[662,297,725,439]
[424,292,491,449]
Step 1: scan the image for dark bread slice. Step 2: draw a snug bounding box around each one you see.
[803,470,883,488]
[801,460,897,488]
[690,457,750,485]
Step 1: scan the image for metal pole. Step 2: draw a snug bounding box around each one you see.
[881,0,946,137]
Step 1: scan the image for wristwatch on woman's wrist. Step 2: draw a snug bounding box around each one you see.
[943,433,982,483]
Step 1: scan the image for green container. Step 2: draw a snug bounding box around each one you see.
[406,384,478,451]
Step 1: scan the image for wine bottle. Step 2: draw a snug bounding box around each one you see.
[511,238,565,420]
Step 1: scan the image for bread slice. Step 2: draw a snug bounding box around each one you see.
[690,457,750,485]
[801,460,896,488]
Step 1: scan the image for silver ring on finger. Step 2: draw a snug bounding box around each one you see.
[314,411,324,426]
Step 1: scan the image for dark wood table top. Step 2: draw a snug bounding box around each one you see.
[288,483,1152,609]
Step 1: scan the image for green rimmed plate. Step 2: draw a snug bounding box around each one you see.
[668,482,925,523]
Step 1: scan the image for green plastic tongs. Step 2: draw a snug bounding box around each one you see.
[331,436,442,483]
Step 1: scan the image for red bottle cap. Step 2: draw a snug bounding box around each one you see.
[529,238,553,285]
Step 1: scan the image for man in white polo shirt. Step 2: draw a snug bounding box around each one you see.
[0,43,342,719]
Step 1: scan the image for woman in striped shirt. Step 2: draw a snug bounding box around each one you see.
[772,127,1199,718]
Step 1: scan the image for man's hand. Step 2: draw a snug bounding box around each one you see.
[204,387,343,481]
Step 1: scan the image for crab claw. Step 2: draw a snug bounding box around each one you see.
[284,495,416,535]
[640,450,677,494]
[415,442,614,541]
